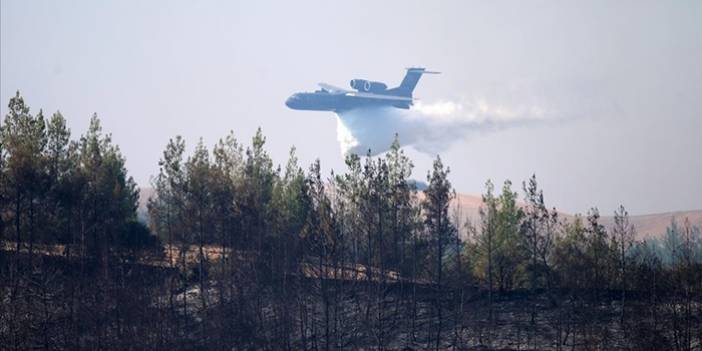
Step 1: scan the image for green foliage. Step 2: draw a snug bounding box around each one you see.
[520,174,558,290]
[553,215,589,289]
[471,180,525,291]
[423,155,456,283]
[1,93,145,255]
[3,93,701,349]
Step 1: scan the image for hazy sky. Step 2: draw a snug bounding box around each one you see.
[2,0,701,215]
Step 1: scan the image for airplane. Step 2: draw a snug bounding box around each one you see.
[285,67,439,112]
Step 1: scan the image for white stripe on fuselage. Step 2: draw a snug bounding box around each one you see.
[347,92,413,101]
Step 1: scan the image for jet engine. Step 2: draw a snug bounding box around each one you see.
[349,79,387,93]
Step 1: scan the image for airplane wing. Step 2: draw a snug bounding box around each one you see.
[318,83,350,94]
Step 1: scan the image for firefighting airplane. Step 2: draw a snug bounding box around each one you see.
[285,67,439,112]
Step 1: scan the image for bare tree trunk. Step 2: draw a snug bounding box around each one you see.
[435,215,443,351]
[14,191,21,256]
[28,192,34,260]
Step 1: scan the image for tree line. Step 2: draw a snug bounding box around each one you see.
[1,93,701,350]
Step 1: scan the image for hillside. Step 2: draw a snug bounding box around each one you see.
[451,192,702,241]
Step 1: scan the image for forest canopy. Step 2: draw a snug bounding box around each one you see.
[1,93,701,350]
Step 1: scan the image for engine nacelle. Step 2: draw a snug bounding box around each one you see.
[349,79,387,93]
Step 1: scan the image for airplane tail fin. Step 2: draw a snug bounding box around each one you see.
[388,67,440,97]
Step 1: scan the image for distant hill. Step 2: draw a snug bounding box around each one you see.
[598,210,702,240]
[450,192,702,241]
[139,187,701,241]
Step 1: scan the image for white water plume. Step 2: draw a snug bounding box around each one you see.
[335,98,551,156]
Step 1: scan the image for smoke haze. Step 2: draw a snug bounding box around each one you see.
[2,1,700,215]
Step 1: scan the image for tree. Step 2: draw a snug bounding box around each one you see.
[385,135,414,273]
[475,179,498,346]
[611,205,634,326]
[520,174,557,349]
[45,112,70,181]
[662,218,701,351]
[423,155,456,350]
[209,131,243,345]
[585,208,609,297]
[211,131,243,256]
[302,159,337,351]
[149,135,187,253]
[552,215,589,348]
[583,208,614,349]
[148,135,188,332]
[495,180,524,292]
[44,111,74,248]
[1,92,47,257]
[269,146,308,348]
[473,180,524,293]
[240,127,278,343]
[185,138,212,320]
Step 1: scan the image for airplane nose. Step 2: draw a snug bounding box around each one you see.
[285,94,299,108]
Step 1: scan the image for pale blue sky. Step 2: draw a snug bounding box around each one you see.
[2,0,701,214]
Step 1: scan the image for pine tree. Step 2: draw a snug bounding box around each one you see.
[2,92,47,257]
[612,205,634,326]
[44,111,72,246]
[269,146,308,348]
[302,158,337,350]
[385,135,414,273]
[185,138,212,318]
[520,174,557,348]
[210,131,243,338]
[586,207,609,297]
[423,155,456,350]
[495,180,524,292]
[477,179,498,346]
[241,128,276,252]
[148,135,187,331]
